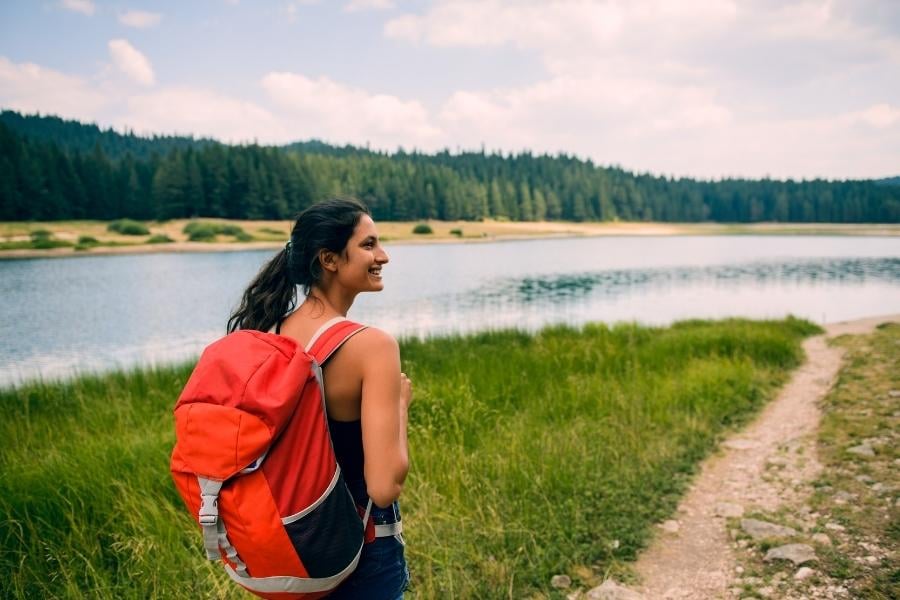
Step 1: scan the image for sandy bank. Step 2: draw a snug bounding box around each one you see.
[2,220,897,260]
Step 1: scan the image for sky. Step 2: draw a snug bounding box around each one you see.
[1,0,898,180]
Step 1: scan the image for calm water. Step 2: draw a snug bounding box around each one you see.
[2,235,899,385]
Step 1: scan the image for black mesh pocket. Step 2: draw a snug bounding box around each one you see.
[283,474,364,578]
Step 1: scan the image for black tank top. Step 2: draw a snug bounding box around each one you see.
[328,417,367,504]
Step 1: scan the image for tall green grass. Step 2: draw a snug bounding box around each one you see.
[0,318,820,598]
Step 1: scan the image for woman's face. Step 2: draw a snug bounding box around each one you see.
[337,214,389,293]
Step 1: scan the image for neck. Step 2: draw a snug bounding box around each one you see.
[306,285,356,317]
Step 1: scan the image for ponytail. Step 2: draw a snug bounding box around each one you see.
[227,247,296,333]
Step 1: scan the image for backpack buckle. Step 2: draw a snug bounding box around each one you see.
[199,493,219,525]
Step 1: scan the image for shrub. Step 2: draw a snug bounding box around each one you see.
[412,223,433,235]
[450,228,463,237]
[183,221,248,241]
[147,234,174,244]
[257,227,286,236]
[187,228,217,242]
[31,238,72,250]
[77,236,99,245]
[29,229,53,241]
[217,224,245,236]
[107,219,150,236]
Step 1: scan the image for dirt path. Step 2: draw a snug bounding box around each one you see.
[630,314,900,600]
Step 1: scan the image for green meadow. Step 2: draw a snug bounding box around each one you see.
[0,317,820,599]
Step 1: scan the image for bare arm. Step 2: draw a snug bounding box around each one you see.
[358,329,411,508]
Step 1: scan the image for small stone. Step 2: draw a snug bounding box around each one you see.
[757,586,774,598]
[811,533,832,546]
[735,566,744,574]
[659,519,680,533]
[855,475,875,484]
[585,579,644,600]
[715,502,745,518]
[764,543,817,565]
[871,483,886,492]
[567,592,584,600]
[794,566,815,581]
[833,491,856,504]
[847,444,875,458]
[864,555,879,564]
[552,574,572,589]
[825,522,845,531]
[888,389,900,398]
[740,518,798,540]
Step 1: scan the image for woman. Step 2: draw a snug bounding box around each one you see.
[227,197,411,599]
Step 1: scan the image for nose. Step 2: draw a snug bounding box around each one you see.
[376,247,389,264]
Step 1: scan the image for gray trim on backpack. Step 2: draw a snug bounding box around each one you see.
[304,316,348,352]
[222,541,364,593]
[374,521,403,537]
[281,465,343,525]
[196,476,248,575]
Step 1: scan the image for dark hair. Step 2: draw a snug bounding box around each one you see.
[227,197,370,333]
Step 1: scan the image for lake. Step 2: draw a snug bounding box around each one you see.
[1,235,899,386]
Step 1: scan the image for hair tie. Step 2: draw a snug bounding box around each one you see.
[285,240,292,252]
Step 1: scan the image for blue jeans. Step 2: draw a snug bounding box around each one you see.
[328,502,409,600]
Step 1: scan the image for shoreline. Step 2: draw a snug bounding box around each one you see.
[3,313,897,390]
[2,220,898,260]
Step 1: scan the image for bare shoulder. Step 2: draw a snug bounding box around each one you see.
[345,325,399,355]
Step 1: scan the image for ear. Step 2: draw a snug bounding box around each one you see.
[319,249,339,273]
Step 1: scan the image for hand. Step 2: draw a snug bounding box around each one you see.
[399,372,412,410]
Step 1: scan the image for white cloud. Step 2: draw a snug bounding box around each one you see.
[118,10,163,29]
[261,72,441,148]
[121,88,282,142]
[284,0,321,22]
[379,0,900,178]
[851,103,900,128]
[0,56,108,119]
[60,0,95,15]
[344,0,395,13]
[385,0,737,54]
[108,39,155,86]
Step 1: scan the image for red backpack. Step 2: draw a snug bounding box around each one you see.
[170,317,385,599]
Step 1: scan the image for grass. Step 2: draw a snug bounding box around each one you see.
[0,317,821,598]
[809,323,899,598]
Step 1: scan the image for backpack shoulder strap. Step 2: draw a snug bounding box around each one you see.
[306,317,368,365]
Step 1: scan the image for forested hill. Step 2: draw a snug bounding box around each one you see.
[0,110,217,160]
[1,110,898,223]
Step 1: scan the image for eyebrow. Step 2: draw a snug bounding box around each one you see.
[360,235,378,244]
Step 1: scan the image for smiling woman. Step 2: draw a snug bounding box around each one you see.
[222,197,412,599]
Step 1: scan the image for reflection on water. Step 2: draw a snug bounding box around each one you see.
[1,235,899,385]
[482,258,900,305]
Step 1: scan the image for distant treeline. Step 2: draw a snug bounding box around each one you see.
[1,110,898,223]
